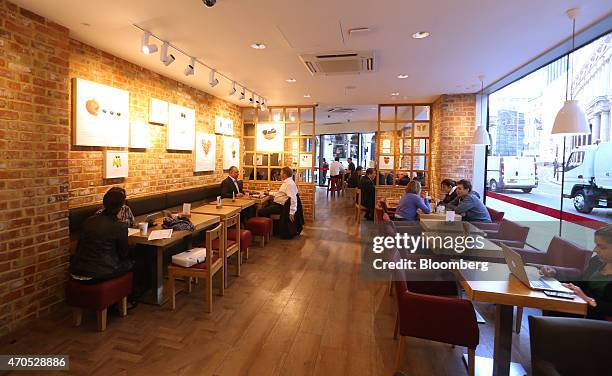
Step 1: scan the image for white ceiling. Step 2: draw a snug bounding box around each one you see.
[12,0,612,111]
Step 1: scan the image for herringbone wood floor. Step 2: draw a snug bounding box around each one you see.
[0,188,535,375]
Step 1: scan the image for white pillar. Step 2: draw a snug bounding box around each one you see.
[601,110,611,142]
[591,113,601,143]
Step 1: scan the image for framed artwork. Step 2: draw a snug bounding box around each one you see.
[215,116,234,135]
[129,120,150,149]
[103,150,129,179]
[256,123,285,152]
[72,78,129,147]
[299,154,313,168]
[194,133,216,172]
[378,155,395,170]
[256,155,264,166]
[382,139,392,154]
[167,103,196,150]
[149,98,169,124]
[414,123,430,137]
[223,137,240,170]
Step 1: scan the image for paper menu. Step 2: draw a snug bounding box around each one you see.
[148,229,173,241]
[128,228,140,237]
[445,210,456,222]
[183,203,191,215]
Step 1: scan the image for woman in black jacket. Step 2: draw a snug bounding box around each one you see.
[69,189,134,283]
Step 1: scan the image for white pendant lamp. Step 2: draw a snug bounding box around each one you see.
[472,75,491,145]
[551,8,590,136]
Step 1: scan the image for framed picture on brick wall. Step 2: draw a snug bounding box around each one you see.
[129,120,150,149]
[223,137,240,170]
[72,78,130,147]
[378,155,394,170]
[104,150,129,179]
[149,98,169,125]
[194,133,216,172]
[215,116,234,135]
[256,123,285,152]
[167,104,195,150]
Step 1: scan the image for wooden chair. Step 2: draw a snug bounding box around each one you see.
[168,223,224,313]
[354,188,368,224]
[223,214,241,288]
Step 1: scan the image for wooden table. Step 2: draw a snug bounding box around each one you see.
[420,218,485,235]
[214,198,256,210]
[456,263,587,376]
[247,194,272,215]
[129,213,220,305]
[423,232,503,260]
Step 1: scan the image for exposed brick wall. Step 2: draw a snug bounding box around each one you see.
[430,94,476,199]
[243,181,315,222]
[69,40,243,208]
[0,1,71,336]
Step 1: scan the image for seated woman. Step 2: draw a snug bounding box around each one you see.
[95,186,135,228]
[541,225,612,319]
[438,179,457,206]
[69,188,134,284]
[393,180,430,221]
[397,173,410,186]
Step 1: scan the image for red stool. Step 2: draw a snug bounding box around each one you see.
[228,228,253,260]
[65,271,133,331]
[327,176,342,196]
[245,217,273,247]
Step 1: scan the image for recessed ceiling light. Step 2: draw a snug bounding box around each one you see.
[391,92,400,96]
[286,78,296,83]
[397,74,409,79]
[303,94,311,98]
[250,43,266,49]
[412,31,430,39]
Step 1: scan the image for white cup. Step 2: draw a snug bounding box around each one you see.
[138,222,148,236]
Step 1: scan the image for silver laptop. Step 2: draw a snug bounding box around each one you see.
[501,244,572,293]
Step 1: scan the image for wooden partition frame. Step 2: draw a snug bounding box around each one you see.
[241,105,316,221]
[376,104,433,192]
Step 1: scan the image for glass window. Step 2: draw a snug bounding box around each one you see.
[485,31,611,250]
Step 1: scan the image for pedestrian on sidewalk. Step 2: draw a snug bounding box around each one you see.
[553,158,559,180]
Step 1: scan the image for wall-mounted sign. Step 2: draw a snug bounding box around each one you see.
[381,139,392,154]
[129,120,150,149]
[167,104,195,151]
[104,150,129,179]
[223,137,240,170]
[72,78,129,147]
[194,133,216,172]
[149,98,169,124]
[299,154,313,168]
[256,123,285,152]
[215,116,234,135]
[378,155,395,170]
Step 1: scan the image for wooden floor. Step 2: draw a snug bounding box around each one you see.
[0,188,536,375]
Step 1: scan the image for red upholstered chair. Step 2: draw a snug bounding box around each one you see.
[485,219,530,248]
[475,207,505,231]
[245,217,273,247]
[392,251,478,374]
[512,236,592,279]
[228,228,252,261]
[66,271,133,331]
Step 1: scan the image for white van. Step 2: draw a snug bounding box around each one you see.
[562,142,612,213]
[487,156,538,193]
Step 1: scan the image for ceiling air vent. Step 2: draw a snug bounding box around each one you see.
[299,51,376,76]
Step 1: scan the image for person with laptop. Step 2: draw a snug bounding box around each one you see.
[446,179,491,223]
[540,225,612,319]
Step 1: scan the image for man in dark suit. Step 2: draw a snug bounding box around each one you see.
[221,166,244,199]
[359,168,376,220]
